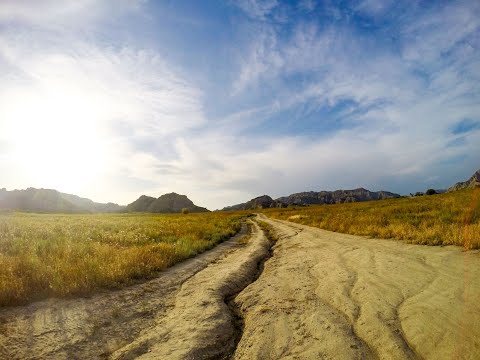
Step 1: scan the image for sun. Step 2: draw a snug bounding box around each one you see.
[1,83,110,192]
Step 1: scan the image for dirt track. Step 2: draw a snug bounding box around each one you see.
[1,216,479,359]
[233,215,480,359]
[0,223,268,359]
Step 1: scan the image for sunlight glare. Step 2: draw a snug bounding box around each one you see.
[1,83,110,191]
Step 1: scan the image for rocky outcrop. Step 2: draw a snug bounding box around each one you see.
[125,195,157,212]
[223,195,286,211]
[447,170,480,192]
[277,188,400,206]
[244,195,286,210]
[125,192,209,213]
[223,188,400,211]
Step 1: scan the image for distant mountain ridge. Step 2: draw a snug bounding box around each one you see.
[447,169,480,192]
[0,188,124,213]
[125,192,209,213]
[222,188,401,211]
[2,169,478,214]
[278,188,400,206]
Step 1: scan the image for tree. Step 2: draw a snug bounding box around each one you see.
[181,207,190,214]
[426,189,437,195]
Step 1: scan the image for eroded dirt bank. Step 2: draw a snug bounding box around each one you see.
[232,215,480,360]
[0,222,271,360]
[111,220,271,359]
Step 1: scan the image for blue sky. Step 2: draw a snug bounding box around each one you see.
[0,0,479,209]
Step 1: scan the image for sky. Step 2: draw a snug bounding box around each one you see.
[0,0,479,209]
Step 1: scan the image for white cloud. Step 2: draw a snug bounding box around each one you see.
[0,3,206,203]
[400,1,480,65]
[354,0,394,16]
[0,0,479,210]
[299,0,316,12]
[235,0,279,20]
[0,0,145,28]
[222,3,480,206]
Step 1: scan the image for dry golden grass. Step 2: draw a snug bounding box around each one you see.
[0,212,242,307]
[262,188,480,250]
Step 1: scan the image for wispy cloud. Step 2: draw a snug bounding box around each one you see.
[0,0,145,26]
[235,0,280,20]
[0,1,206,202]
[0,0,479,209]
[226,0,480,198]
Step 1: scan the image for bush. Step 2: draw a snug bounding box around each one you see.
[426,189,437,195]
[181,208,190,214]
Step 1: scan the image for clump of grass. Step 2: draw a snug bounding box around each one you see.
[256,220,279,243]
[262,188,480,250]
[0,212,243,307]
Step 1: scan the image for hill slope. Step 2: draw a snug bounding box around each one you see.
[447,169,480,192]
[0,188,83,213]
[0,188,124,213]
[125,192,209,213]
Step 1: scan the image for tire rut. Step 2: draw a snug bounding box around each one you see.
[110,219,274,360]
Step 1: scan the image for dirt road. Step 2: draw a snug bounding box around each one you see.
[1,216,479,359]
[0,222,271,359]
[232,215,480,359]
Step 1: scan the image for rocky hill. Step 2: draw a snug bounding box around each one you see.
[223,195,285,211]
[447,169,480,192]
[124,195,157,212]
[223,188,400,211]
[277,188,400,206]
[125,192,209,213]
[0,188,124,213]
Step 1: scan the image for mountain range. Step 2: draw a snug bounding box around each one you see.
[0,188,123,213]
[1,169,478,213]
[222,188,401,211]
[0,188,208,214]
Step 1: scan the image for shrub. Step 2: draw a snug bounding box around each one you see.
[181,208,190,214]
[426,189,437,195]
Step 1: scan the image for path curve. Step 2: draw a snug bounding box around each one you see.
[232,215,480,360]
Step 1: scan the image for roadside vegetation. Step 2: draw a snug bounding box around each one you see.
[0,212,242,307]
[263,188,480,250]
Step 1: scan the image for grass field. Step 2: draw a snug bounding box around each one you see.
[0,212,243,307]
[263,188,480,250]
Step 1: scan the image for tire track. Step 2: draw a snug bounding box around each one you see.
[110,220,273,360]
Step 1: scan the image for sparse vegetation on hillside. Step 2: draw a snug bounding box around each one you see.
[262,188,480,249]
[0,212,242,306]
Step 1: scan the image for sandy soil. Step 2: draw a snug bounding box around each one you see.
[110,220,271,360]
[0,222,270,360]
[232,215,480,360]
[1,216,479,360]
